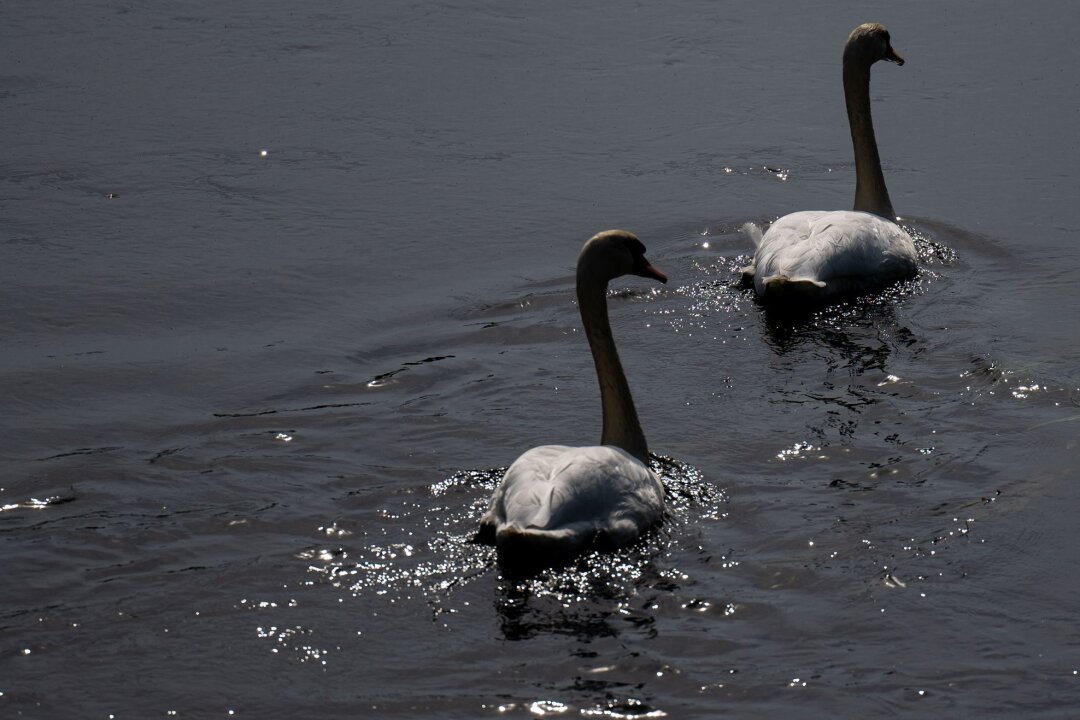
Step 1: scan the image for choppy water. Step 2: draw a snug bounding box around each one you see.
[3,2,1078,718]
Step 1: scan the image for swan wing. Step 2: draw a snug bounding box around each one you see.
[480,445,571,531]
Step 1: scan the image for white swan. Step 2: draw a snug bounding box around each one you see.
[742,23,918,302]
[478,230,668,568]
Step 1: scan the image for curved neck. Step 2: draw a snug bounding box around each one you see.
[576,273,649,463]
[843,62,896,220]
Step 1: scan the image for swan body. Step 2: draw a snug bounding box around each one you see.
[743,23,918,302]
[479,230,668,568]
[745,210,917,300]
[480,444,664,562]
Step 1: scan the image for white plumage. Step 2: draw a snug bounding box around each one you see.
[743,23,918,302]
[746,210,917,299]
[478,230,668,569]
[480,445,665,561]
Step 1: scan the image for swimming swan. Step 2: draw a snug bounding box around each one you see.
[478,230,668,568]
[742,23,918,302]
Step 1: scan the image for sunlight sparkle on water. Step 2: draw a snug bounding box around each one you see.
[528,700,570,716]
[777,441,817,461]
[288,457,724,648]
[1,495,68,513]
[319,523,352,538]
[580,699,667,718]
[1011,383,1042,399]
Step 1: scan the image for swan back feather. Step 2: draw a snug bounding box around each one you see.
[480,445,664,563]
[753,210,916,299]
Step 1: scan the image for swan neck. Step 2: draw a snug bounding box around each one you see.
[843,62,896,220]
[576,272,649,463]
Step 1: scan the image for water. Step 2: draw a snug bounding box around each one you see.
[3,1,1078,717]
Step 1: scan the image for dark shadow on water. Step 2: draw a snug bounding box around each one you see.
[491,535,677,644]
[755,276,924,373]
[486,531,629,580]
[494,570,625,642]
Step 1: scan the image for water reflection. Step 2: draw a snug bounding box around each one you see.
[759,300,910,369]
[495,571,626,642]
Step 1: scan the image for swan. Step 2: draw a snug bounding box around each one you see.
[742,23,918,302]
[478,230,668,569]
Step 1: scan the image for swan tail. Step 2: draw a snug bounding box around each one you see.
[761,274,827,301]
[741,222,764,248]
[738,264,756,288]
[494,523,594,572]
[738,223,763,289]
[474,518,497,544]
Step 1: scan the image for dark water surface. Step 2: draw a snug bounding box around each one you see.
[3,1,1078,717]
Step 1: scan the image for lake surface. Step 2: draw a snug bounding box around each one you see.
[3,1,1078,717]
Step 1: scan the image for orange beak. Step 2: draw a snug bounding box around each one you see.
[637,258,668,284]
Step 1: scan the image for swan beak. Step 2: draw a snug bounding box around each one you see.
[636,259,668,284]
[884,45,905,65]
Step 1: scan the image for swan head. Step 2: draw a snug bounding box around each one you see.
[578,230,668,285]
[844,23,904,68]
